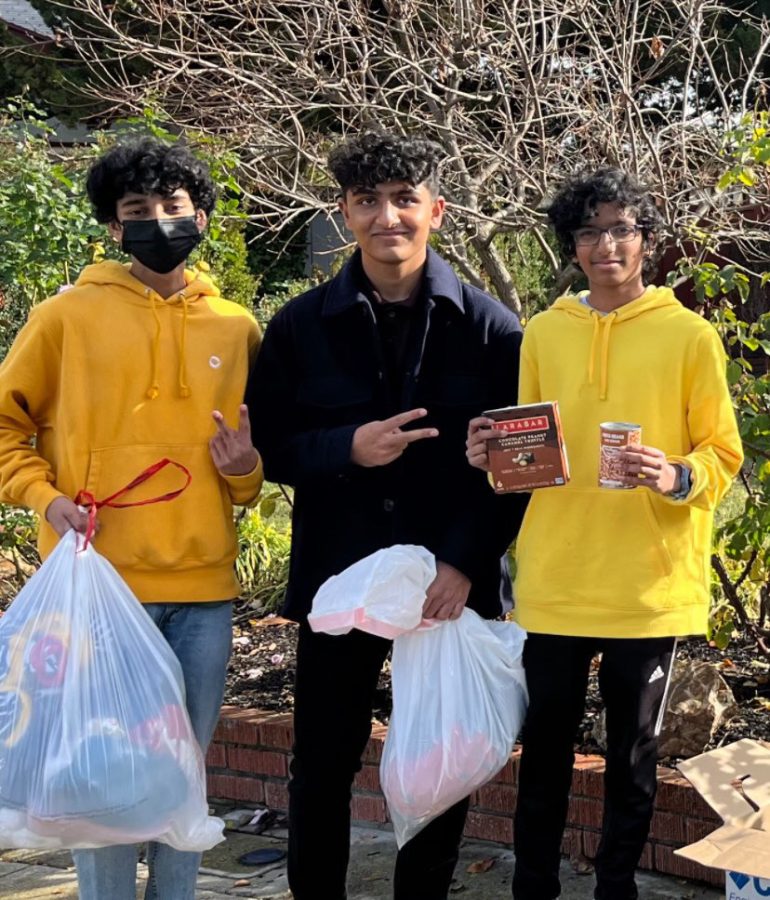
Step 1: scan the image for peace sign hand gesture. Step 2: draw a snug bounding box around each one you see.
[209,404,260,476]
[351,408,439,468]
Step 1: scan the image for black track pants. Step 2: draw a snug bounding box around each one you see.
[512,633,676,900]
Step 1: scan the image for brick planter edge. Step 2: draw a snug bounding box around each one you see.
[207,705,723,887]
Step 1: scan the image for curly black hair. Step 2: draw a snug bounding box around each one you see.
[546,167,665,277]
[328,130,444,196]
[86,137,217,223]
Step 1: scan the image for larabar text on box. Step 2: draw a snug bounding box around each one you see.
[483,401,570,493]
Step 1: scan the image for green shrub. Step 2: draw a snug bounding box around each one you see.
[0,102,102,321]
[0,505,39,595]
[235,488,292,613]
[254,277,314,329]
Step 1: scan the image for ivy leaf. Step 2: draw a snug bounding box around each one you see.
[727,361,743,385]
[717,171,734,191]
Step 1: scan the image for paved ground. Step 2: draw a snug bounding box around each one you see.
[0,826,724,899]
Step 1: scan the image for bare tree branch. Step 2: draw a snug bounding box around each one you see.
[44,0,770,310]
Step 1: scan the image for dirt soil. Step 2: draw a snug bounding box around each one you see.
[224,612,770,762]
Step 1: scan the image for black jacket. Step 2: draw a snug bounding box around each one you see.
[246,248,527,622]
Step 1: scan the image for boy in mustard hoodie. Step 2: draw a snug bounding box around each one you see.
[0,138,263,900]
[467,168,743,900]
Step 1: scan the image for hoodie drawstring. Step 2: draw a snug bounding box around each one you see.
[146,289,192,400]
[599,313,615,400]
[554,287,672,402]
[178,294,191,398]
[587,314,600,388]
[72,264,212,401]
[146,292,161,400]
[586,311,617,401]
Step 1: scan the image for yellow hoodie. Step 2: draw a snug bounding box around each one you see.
[514,286,743,638]
[0,260,263,602]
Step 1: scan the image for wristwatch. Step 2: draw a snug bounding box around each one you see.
[668,464,692,500]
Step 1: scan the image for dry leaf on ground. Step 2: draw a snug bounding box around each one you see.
[466,857,495,874]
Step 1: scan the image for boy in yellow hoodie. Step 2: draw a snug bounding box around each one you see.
[0,138,263,900]
[467,168,743,900]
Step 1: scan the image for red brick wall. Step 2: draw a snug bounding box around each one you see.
[207,706,722,887]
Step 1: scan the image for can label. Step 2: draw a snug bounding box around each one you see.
[599,422,641,489]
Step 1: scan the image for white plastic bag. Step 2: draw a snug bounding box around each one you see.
[308,545,436,639]
[381,608,527,847]
[0,530,224,851]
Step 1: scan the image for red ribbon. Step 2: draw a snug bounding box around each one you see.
[74,458,192,549]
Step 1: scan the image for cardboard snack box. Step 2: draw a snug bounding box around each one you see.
[483,401,570,493]
[676,739,770,894]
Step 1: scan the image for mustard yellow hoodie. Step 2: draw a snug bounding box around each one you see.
[0,261,263,602]
[514,287,743,638]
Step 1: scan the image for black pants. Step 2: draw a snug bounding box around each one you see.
[512,633,676,900]
[288,622,470,900]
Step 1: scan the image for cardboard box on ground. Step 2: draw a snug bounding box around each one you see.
[724,872,770,900]
[676,739,770,900]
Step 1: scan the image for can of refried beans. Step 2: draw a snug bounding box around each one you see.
[599,422,642,489]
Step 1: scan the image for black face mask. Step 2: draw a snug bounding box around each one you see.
[120,217,202,274]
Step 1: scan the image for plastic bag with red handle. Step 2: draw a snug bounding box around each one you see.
[0,529,224,851]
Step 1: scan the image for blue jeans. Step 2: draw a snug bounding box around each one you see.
[73,600,233,900]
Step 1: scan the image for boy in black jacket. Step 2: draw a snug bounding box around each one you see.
[246,131,526,900]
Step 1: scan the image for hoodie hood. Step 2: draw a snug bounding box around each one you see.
[550,286,681,400]
[74,261,221,399]
[74,260,220,303]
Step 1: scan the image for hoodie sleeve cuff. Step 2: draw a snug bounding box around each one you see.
[24,481,65,521]
[222,456,264,507]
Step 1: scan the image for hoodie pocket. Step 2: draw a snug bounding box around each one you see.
[84,443,235,571]
[516,487,675,609]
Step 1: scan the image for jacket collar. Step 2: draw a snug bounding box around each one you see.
[321,247,465,317]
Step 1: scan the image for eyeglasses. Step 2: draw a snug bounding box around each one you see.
[573,224,641,246]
